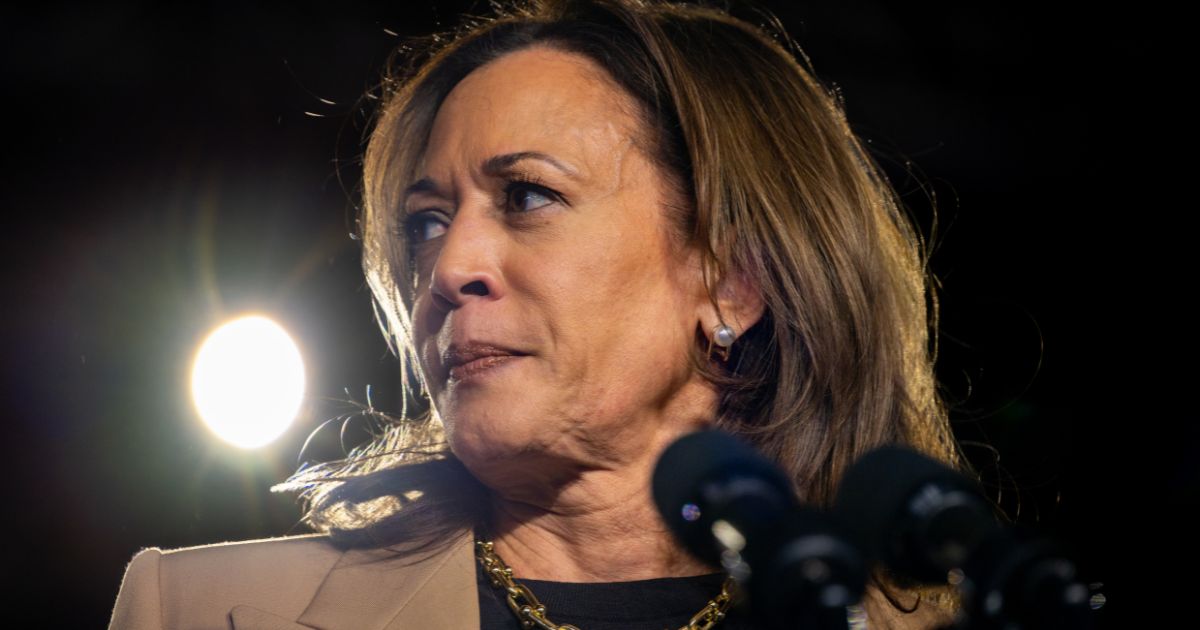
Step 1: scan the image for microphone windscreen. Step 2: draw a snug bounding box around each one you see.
[834,446,986,572]
[652,429,796,559]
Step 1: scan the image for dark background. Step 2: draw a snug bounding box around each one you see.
[1,1,1180,627]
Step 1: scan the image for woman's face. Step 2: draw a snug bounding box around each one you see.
[403,47,718,486]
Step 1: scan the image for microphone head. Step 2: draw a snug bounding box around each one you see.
[654,430,869,630]
[834,445,993,583]
[652,429,797,564]
[960,527,1095,630]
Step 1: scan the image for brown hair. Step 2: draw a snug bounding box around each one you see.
[281,0,968,615]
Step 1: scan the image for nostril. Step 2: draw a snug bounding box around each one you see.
[429,278,491,311]
[460,280,488,297]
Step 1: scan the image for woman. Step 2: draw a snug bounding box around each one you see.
[110,1,967,628]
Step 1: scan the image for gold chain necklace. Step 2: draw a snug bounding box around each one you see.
[475,540,736,630]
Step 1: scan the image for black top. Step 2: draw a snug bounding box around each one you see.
[476,558,762,630]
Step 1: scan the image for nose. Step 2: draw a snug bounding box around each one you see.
[427,209,503,312]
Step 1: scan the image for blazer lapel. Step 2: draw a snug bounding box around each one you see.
[230,605,318,630]
[293,530,479,630]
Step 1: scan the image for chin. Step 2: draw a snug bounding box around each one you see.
[445,416,580,494]
[444,412,527,465]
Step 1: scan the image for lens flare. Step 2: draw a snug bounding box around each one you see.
[191,315,305,448]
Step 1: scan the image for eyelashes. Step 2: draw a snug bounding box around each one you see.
[401,172,565,246]
[500,172,560,213]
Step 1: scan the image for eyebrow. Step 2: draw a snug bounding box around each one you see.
[482,151,579,179]
[402,151,580,204]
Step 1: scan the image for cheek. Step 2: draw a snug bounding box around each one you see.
[542,233,650,320]
[407,293,441,389]
[547,227,694,370]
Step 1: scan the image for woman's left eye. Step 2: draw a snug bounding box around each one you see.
[505,181,559,213]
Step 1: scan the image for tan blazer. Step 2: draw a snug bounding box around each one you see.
[109,529,955,629]
[108,530,480,629]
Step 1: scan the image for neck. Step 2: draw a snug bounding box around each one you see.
[469,376,723,582]
[484,460,716,582]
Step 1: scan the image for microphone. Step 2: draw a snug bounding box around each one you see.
[834,446,1093,629]
[653,430,867,630]
[833,445,995,584]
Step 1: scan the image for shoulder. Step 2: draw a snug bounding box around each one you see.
[148,533,346,606]
[153,532,344,575]
[112,531,481,630]
[112,534,347,630]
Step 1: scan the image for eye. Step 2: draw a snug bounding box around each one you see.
[403,212,449,244]
[504,178,561,213]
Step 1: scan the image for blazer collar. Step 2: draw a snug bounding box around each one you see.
[230,530,479,630]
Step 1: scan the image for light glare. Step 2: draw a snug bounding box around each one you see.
[191,315,305,448]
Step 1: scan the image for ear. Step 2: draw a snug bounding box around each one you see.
[695,267,766,350]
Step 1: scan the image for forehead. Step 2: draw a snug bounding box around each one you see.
[422,46,644,173]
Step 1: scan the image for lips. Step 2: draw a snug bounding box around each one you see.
[441,343,527,383]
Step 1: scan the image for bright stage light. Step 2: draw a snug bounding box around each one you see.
[191,315,305,448]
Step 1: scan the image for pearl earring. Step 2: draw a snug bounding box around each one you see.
[707,323,736,362]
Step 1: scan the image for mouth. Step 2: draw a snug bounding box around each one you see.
[442,343,528,384]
